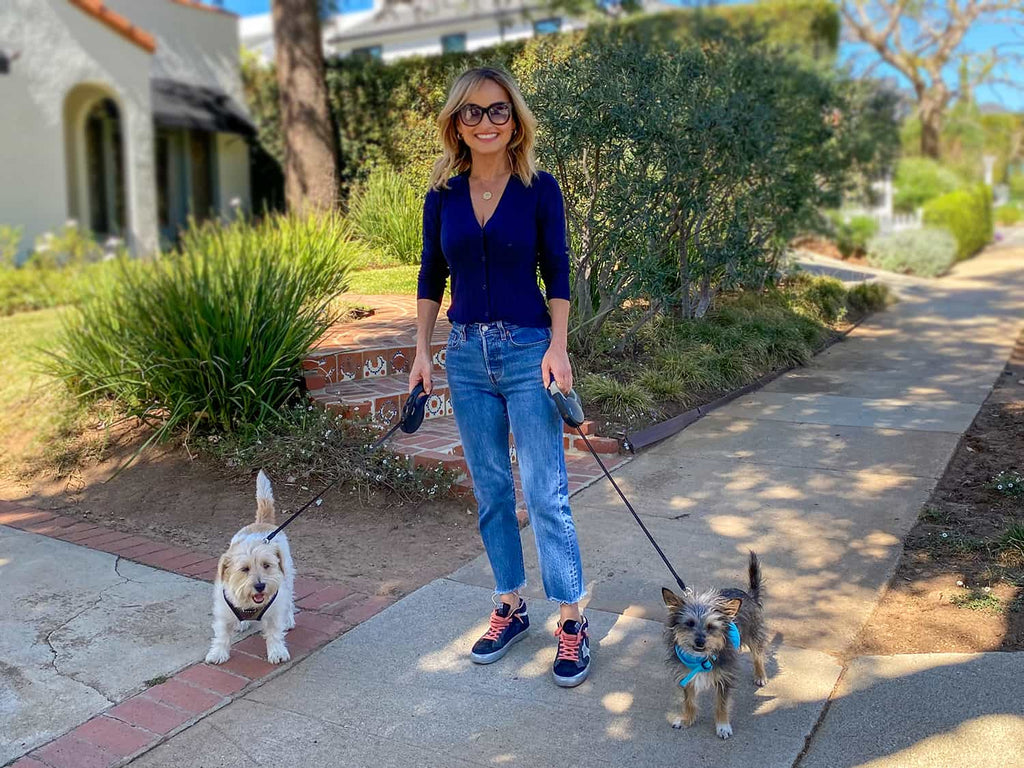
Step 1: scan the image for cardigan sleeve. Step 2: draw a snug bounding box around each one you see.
[417,187,449,303]
[536,172,571,302]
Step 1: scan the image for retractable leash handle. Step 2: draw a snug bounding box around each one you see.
[547,378,688,593]
[264,384,430,543]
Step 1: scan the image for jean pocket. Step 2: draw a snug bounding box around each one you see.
[447,326,463,351]
[506,324,552,348]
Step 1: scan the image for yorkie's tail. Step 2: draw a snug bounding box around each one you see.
[748,551,763,606]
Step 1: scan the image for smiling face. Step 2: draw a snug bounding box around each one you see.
[218,537,285,609]
[457,78,517,161]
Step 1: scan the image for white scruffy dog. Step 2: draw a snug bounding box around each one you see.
[205,470,295,665]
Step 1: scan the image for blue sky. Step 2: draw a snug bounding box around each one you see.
[221,1,1022,109]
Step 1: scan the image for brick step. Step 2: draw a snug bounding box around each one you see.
[311,372,452,424]
[302,341,448,390]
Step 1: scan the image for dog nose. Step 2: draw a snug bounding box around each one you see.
[254,582,266,593]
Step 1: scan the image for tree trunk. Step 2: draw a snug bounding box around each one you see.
[918,94,945,160]
[272,0,339,213]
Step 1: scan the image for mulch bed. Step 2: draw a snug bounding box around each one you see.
[853,335,1024,655]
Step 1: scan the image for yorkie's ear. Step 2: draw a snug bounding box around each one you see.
[662,587,684,609]
[721,598,742,618]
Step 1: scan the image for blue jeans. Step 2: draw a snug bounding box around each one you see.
[446,321,586,604]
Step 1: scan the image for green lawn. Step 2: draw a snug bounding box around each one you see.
[0,308,76,472]
[346,265,419,295]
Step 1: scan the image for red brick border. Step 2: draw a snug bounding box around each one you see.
[1,502,398,768]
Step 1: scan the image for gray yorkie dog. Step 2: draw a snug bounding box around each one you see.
[662,552,768,740]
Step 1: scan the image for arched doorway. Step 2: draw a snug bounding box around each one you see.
[64,85,127,238]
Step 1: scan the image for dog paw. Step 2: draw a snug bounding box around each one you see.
[266,644,291,664]
[754,676,768,687]
[284,613,296,631]
[672,718,682,729]
[716,723,733,740]
[205,648,230,665]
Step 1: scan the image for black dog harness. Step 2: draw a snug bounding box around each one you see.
[223,589,278,621]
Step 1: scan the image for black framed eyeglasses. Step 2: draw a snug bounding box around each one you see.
[457,101,513,126]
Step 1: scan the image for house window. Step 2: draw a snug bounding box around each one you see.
[532,17,561,35]
[156,128,217,242]
[441,33,466,53]
[352,45,382,61]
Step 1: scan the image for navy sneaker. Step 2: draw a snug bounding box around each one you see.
[470,598,530,664]
[552,616,591,687]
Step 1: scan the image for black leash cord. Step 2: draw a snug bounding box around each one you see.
[574,426,688,593]
[263,419,404,543]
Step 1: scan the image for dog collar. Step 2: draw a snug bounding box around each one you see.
[674,622,741,687]
[223,589,277,622]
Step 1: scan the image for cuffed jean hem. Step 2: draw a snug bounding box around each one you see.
[493,580,528,598]
[546,587,588,605]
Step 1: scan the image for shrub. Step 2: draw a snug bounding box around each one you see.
[846,281,890,314]
[892,157,963,213]
[348,168,423,265]
[48,213,359,449]
[922,184,993,261]
[829,213,878,257]
[996,204,1021,226]
[866,227,958,277]
[0,225,126,316]
[795,275,848,323]
[0,225,21,268]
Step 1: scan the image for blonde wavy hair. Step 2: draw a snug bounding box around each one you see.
[428,67,538,190]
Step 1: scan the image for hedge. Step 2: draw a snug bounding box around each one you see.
[242,0,841,204]
[922,184,994,261]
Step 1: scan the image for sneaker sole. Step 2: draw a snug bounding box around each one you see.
[469,627,529,665]
[552,662,591,688]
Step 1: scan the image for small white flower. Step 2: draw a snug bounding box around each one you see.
[956,580,964,587]
[941,532,948,538]
[983,586,991,593]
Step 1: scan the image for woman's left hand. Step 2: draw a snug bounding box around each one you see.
[542,344,573,394]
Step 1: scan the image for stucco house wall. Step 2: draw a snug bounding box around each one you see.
[0,0,250,259]
[0,0,157,257]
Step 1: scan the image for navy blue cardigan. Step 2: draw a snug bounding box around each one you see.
[416,170,571,327]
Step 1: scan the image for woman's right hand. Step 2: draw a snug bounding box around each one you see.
[409,352,433,394]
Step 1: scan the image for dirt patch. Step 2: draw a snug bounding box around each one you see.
[852,337,1024,655]
[1,434,482,599]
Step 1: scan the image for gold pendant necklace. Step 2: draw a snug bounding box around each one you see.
[482,191,493,200]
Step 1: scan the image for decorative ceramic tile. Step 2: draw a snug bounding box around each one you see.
[364,355,387,377]
[509,442,518,464]
[376,397,399,424]
[334,353,359,382]
[390,349,409,375]
[433,348,446,368]
[426,394,444,418]
[445,399,454,415]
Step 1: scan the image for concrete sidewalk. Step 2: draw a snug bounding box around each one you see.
[123,244,1024,767]
[1,527,210,764]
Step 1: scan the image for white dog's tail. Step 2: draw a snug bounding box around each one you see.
[256,469,275,524]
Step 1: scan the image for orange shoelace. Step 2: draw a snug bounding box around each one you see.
[555,623,583,662]
[482,608,515,641]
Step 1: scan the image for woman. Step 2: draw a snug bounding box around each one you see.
[409,66,590,688]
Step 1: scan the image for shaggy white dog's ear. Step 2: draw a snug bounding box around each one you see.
[217,553,232,583]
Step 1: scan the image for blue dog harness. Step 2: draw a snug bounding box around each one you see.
[674,622,741,687]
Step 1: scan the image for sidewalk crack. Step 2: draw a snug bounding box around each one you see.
[42,556,131,703]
